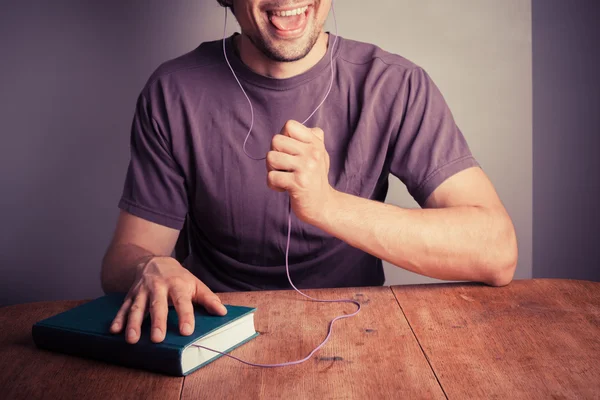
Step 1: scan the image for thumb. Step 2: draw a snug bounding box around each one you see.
[311,127,325,141]
[193,279,228,316]
[280,119,304,138]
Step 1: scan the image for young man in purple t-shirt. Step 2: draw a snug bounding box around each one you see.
[102,0,518,345]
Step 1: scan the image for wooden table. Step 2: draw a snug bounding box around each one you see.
[0,279,598,399]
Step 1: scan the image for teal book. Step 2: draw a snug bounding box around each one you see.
[32,294,258,376]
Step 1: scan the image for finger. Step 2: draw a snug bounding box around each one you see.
[110,296,133,334]
[148,286,169,343]
[271,133,305,155]
[268,170,294,192]
[279,120,313,143]
[169,289,196,336]
[310,127,325,141]
[193,279,228,316]
[266,150,297,172]
[125,291,148,344]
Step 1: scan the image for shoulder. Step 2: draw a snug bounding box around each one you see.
[335,36,435,105]
[336,36,420,75]
[141,38,224,96]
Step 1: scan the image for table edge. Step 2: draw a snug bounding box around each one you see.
[390,277,598,291]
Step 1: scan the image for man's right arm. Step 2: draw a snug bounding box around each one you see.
[101,211,227,345]
[101,210,179,294]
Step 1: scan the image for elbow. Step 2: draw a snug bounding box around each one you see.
[100,277,112,295]
[100,266,121,295]
[486,261,516,287]
[100,252,116,294]
[100,260,110,294]
[484,216,518,287]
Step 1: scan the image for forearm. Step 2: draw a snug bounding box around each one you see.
[312,190,517,286]
[101,243,156,293]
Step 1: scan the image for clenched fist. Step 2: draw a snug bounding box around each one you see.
[266,119,336,224]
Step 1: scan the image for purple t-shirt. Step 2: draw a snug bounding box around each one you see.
[119,33,478,292]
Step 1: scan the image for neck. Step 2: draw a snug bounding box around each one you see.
[235,32,329,79]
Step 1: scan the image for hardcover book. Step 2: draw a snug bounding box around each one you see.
[32,294,258,376]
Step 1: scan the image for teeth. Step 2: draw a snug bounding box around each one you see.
[271,6,308,17]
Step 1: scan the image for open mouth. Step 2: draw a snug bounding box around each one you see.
[266,5,311,36]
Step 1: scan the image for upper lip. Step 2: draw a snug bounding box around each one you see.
[265,3,312,12]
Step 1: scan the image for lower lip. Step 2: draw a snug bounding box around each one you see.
[267,7,312,39]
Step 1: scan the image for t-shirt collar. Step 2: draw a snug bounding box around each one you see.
[224,32,341,90]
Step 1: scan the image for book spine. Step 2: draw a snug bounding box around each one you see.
[32,324,183,376]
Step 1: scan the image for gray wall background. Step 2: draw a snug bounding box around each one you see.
[0,0,596,306]
[367,1,533,285]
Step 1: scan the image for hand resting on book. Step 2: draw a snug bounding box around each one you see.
[108,256,228,344]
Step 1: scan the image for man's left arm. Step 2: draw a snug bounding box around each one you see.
[267,120,518,287]
[314,166,517,286]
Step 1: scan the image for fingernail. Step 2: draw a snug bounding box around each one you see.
[127,328,136,341]
[212,300,227,315]
[111,323,120,332]
[152,328,162,340]
[212,299,227,315]
[182,323,193,335]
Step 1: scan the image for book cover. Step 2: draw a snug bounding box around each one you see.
[32,294,258,376]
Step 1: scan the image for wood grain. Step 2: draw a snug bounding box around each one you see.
[182,287,444,400]
[0,300,182,400]
[392,279,600,399]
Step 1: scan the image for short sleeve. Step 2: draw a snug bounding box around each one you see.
[118,93,188,230]
[389,67,479,206]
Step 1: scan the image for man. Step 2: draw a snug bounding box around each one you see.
[102,0,518,345]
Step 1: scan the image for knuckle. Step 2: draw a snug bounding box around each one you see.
[173,295,189,307]
[149,280,163,293]
[271,134,282,149]
[283,120,295,130]
[200,292,219,303]
[151,323,165,332]
[298,175,309,187]
[119,299,131,311]
[129,304,142,317]
[181,311,194,320]
[271,134,282,147]
[115,308,127,319]
[149,298,163,311]
[206,290,218,299]
[130,303,143,313]
[165,276,183,288]
[185,279,197,292]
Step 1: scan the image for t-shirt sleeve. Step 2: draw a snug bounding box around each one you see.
[389,67,479,206]
[118,92,188,230]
